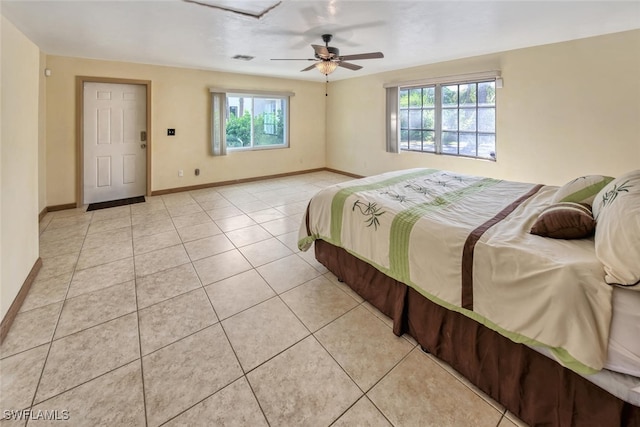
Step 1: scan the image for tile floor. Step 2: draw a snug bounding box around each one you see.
[0,171,528,426]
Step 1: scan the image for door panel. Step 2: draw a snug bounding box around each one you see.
[84,82,147,204]
[123,108,137,143]
[97,108,111,144]
[97,156,111,187]
[97,91,111,100]
[123,154,136,184]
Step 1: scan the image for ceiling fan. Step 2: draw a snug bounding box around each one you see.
[271,34,384,76]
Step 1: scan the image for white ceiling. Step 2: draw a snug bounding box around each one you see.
[2,0,639,82]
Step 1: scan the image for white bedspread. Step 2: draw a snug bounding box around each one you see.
[299,168,613,374]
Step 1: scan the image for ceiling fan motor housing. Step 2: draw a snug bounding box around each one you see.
[316,46,340,60]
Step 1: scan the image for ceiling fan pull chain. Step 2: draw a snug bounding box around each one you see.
[325,75,329,96]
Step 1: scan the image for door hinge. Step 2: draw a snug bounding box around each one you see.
[140,131,147,141]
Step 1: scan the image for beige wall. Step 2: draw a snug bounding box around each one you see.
[1,16,41,319]
[38,51,47,212]
[44,30,640,205]
[326,30,640,186]
[45,56,327,205]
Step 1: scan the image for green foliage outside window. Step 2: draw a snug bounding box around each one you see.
[226,110,284,148]
[254,110,284,146]
[226,111,252,147]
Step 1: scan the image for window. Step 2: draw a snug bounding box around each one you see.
[210,89,292,156]
[225,95,287,149]
[262,100,277,135]
[400,87,436,152]
[387,72,498,161]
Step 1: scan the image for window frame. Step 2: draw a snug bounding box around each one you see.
[399,86,437,153]
[225,93,289,151]
[386,71,500,161]
[209,88,294,156]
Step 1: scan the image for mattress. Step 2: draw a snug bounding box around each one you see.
[529,266,640,405]
[606,286,640,377]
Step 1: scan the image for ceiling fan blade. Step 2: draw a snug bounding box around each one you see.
[340,52,384,61]
[312,44,330,58]
[344,20,386,32]
[299,6,321,28]
[290,39,311,49]
[338,62,362,71]
[301,63,318,72]
[271,58,316,61]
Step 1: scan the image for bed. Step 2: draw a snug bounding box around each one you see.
[298,168,640,426]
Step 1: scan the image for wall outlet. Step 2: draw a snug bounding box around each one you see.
[167,129,176,136]
[178,170,183,177]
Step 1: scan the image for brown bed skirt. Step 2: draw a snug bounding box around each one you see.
[314,239,640,427]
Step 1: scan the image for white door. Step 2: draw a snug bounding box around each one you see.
[83,82,147,204]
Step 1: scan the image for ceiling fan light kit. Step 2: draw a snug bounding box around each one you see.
[316,61,338,75]
[271,33,384,77]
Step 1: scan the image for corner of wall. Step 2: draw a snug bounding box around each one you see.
[39,51,48,213]
[1,14,42,321]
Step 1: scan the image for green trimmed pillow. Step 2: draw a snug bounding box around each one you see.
[552,175,614,205]
[530,202,595,239]
[592,170,640,287]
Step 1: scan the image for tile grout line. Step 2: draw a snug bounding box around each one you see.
[196,188,333,423]
[424,349,506,414]
[309,296,417,425]
[496,408,507,427]
[192,193,273,426]
[23,360,141,415]
[242,375,273,427]
[132,201,151,427]
[23,211,149,391]
[10,206,58,427]
[201,288,273,427]
[18,172,354,426]
[26,209,95,414]
[275,290,385,424]
[311,303,403,397]
[359,300,504,420]
[361,347,421,427]
[152,194,266,425]
[173,190,260,421]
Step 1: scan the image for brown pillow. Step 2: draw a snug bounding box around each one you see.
[530,202,595,239]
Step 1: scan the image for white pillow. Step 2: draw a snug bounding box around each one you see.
[592,170,640,287]
[552,175,613,205]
